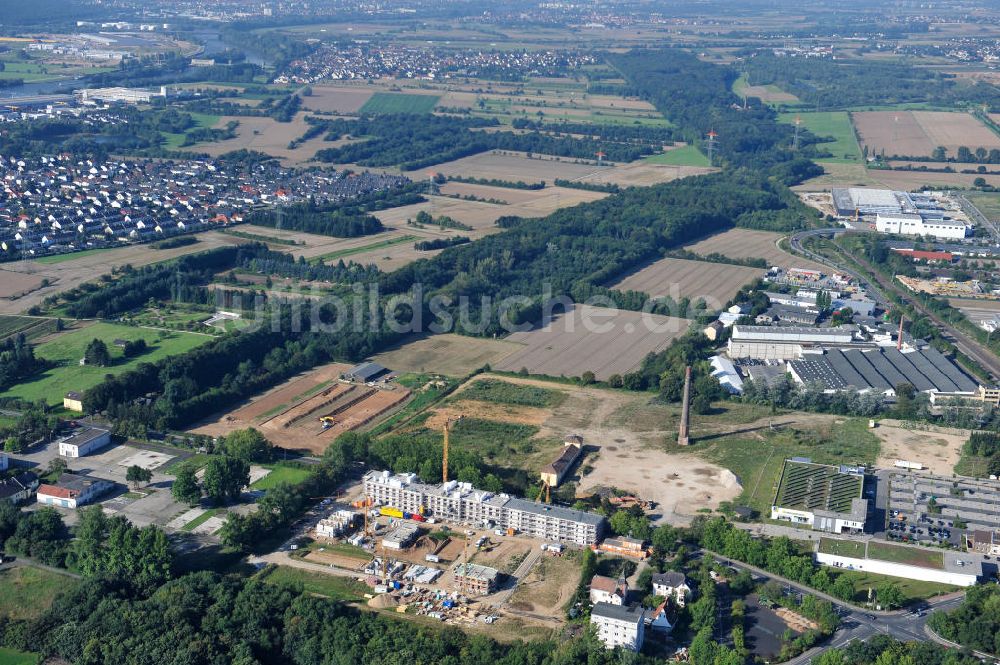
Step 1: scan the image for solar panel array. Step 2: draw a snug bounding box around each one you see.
[777,461,863,513]
[789,348,977,393]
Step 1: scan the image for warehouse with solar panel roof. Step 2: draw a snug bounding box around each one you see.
[771,459,870,533]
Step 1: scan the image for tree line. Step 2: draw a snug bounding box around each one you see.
[313,114,656,170]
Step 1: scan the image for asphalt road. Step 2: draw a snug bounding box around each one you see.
[700,549,974,664]
[788,228,1000,382]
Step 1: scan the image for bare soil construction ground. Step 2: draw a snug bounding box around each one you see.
[873,420,969,475]
[189,362,350,438]
[610,256,763,309]
[506,552,581,617]
[681,228,828,273]
[419,373,741,523]
[371,334,522,377]
[192,113,326,165]
[494,304,691,380]
[853,111,1000,158]
[0,231,242,315]
[948,297,1000,329]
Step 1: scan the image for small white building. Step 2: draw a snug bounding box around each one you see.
[651,571,691,607]
[590,574,628,606]
[58,427,111,458]
[316,510,357,538]
[36,473,114,509]
[591,602,645,651]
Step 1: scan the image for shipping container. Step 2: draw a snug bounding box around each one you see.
[380,506,404,519]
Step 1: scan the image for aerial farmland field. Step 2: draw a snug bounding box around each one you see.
[360,92,441,114]
[682,228,828,273]
[852,110,1000,159]
[610,256,763,308]
[493,304,691,380]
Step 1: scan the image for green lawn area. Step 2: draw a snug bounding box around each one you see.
[33,247,118,265]
[699,418,880,516]
[251,464,313,490]
[310,235,416,264]
[837,569,957,605]
[181,508,222,532]
[867,541,944,569]
[819,538,866,558]
[162,113,221,150]
[259,566,370,601]
[0,648,39,665]
[965,191,1000,222]
[163,453,215,474]
[780,111,861,163]
[0,566,78,620]
[0,322,211,405]
[360,92,440,114]
[457,378,565,408]
[644,144,711,167]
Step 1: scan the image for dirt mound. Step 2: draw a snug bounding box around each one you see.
[368,594,399,609]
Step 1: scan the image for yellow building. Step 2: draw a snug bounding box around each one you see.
[63,391,84,412]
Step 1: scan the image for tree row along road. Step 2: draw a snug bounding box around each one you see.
[788,228,1000,382]
[699,548,968,665]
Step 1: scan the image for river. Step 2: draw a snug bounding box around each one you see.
[0,27,269,99]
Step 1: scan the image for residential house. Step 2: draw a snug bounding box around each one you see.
[590,574,628,606]
[63,391,84,412]
[0,471,39,504]
[651,571,691,607]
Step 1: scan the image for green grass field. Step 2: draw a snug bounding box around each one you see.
[33,247,118,265]
[360,92,440,114]
[181,508,222,532]
[644,144,711,167]
[0,322,211,405]
[310,235,416,265]
[699,418,879,515]
[0,566,77,621]
[259,566,369,601]
[838,569,956,604]
[251,464,313,490]
[780,111,861,163]
[0,648,39,665]
[965,192,1000,222]
[162,113,221,150]
[867,541,944,569]
[819,538,866,558]
[457,378,565,408]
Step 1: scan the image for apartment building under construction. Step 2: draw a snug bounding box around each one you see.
[363,470,606,545]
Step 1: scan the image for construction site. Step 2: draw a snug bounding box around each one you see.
[190,362,411,453]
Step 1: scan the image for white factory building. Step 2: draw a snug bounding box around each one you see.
[58,427,111,458]
[875,213,971,240]
[727,325,858,360]
[363,470,606,545]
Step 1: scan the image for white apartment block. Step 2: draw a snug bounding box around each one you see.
[591,603,645,651]
[363,470,606,545]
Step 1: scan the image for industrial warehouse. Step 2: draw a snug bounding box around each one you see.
[831,187,972,240]
[363,470,607,545]
[787,346,978,396]
[771,459,870,533]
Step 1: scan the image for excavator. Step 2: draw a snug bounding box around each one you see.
[319,415,336,430]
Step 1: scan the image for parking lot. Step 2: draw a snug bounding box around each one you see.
[882,469,1000,548]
